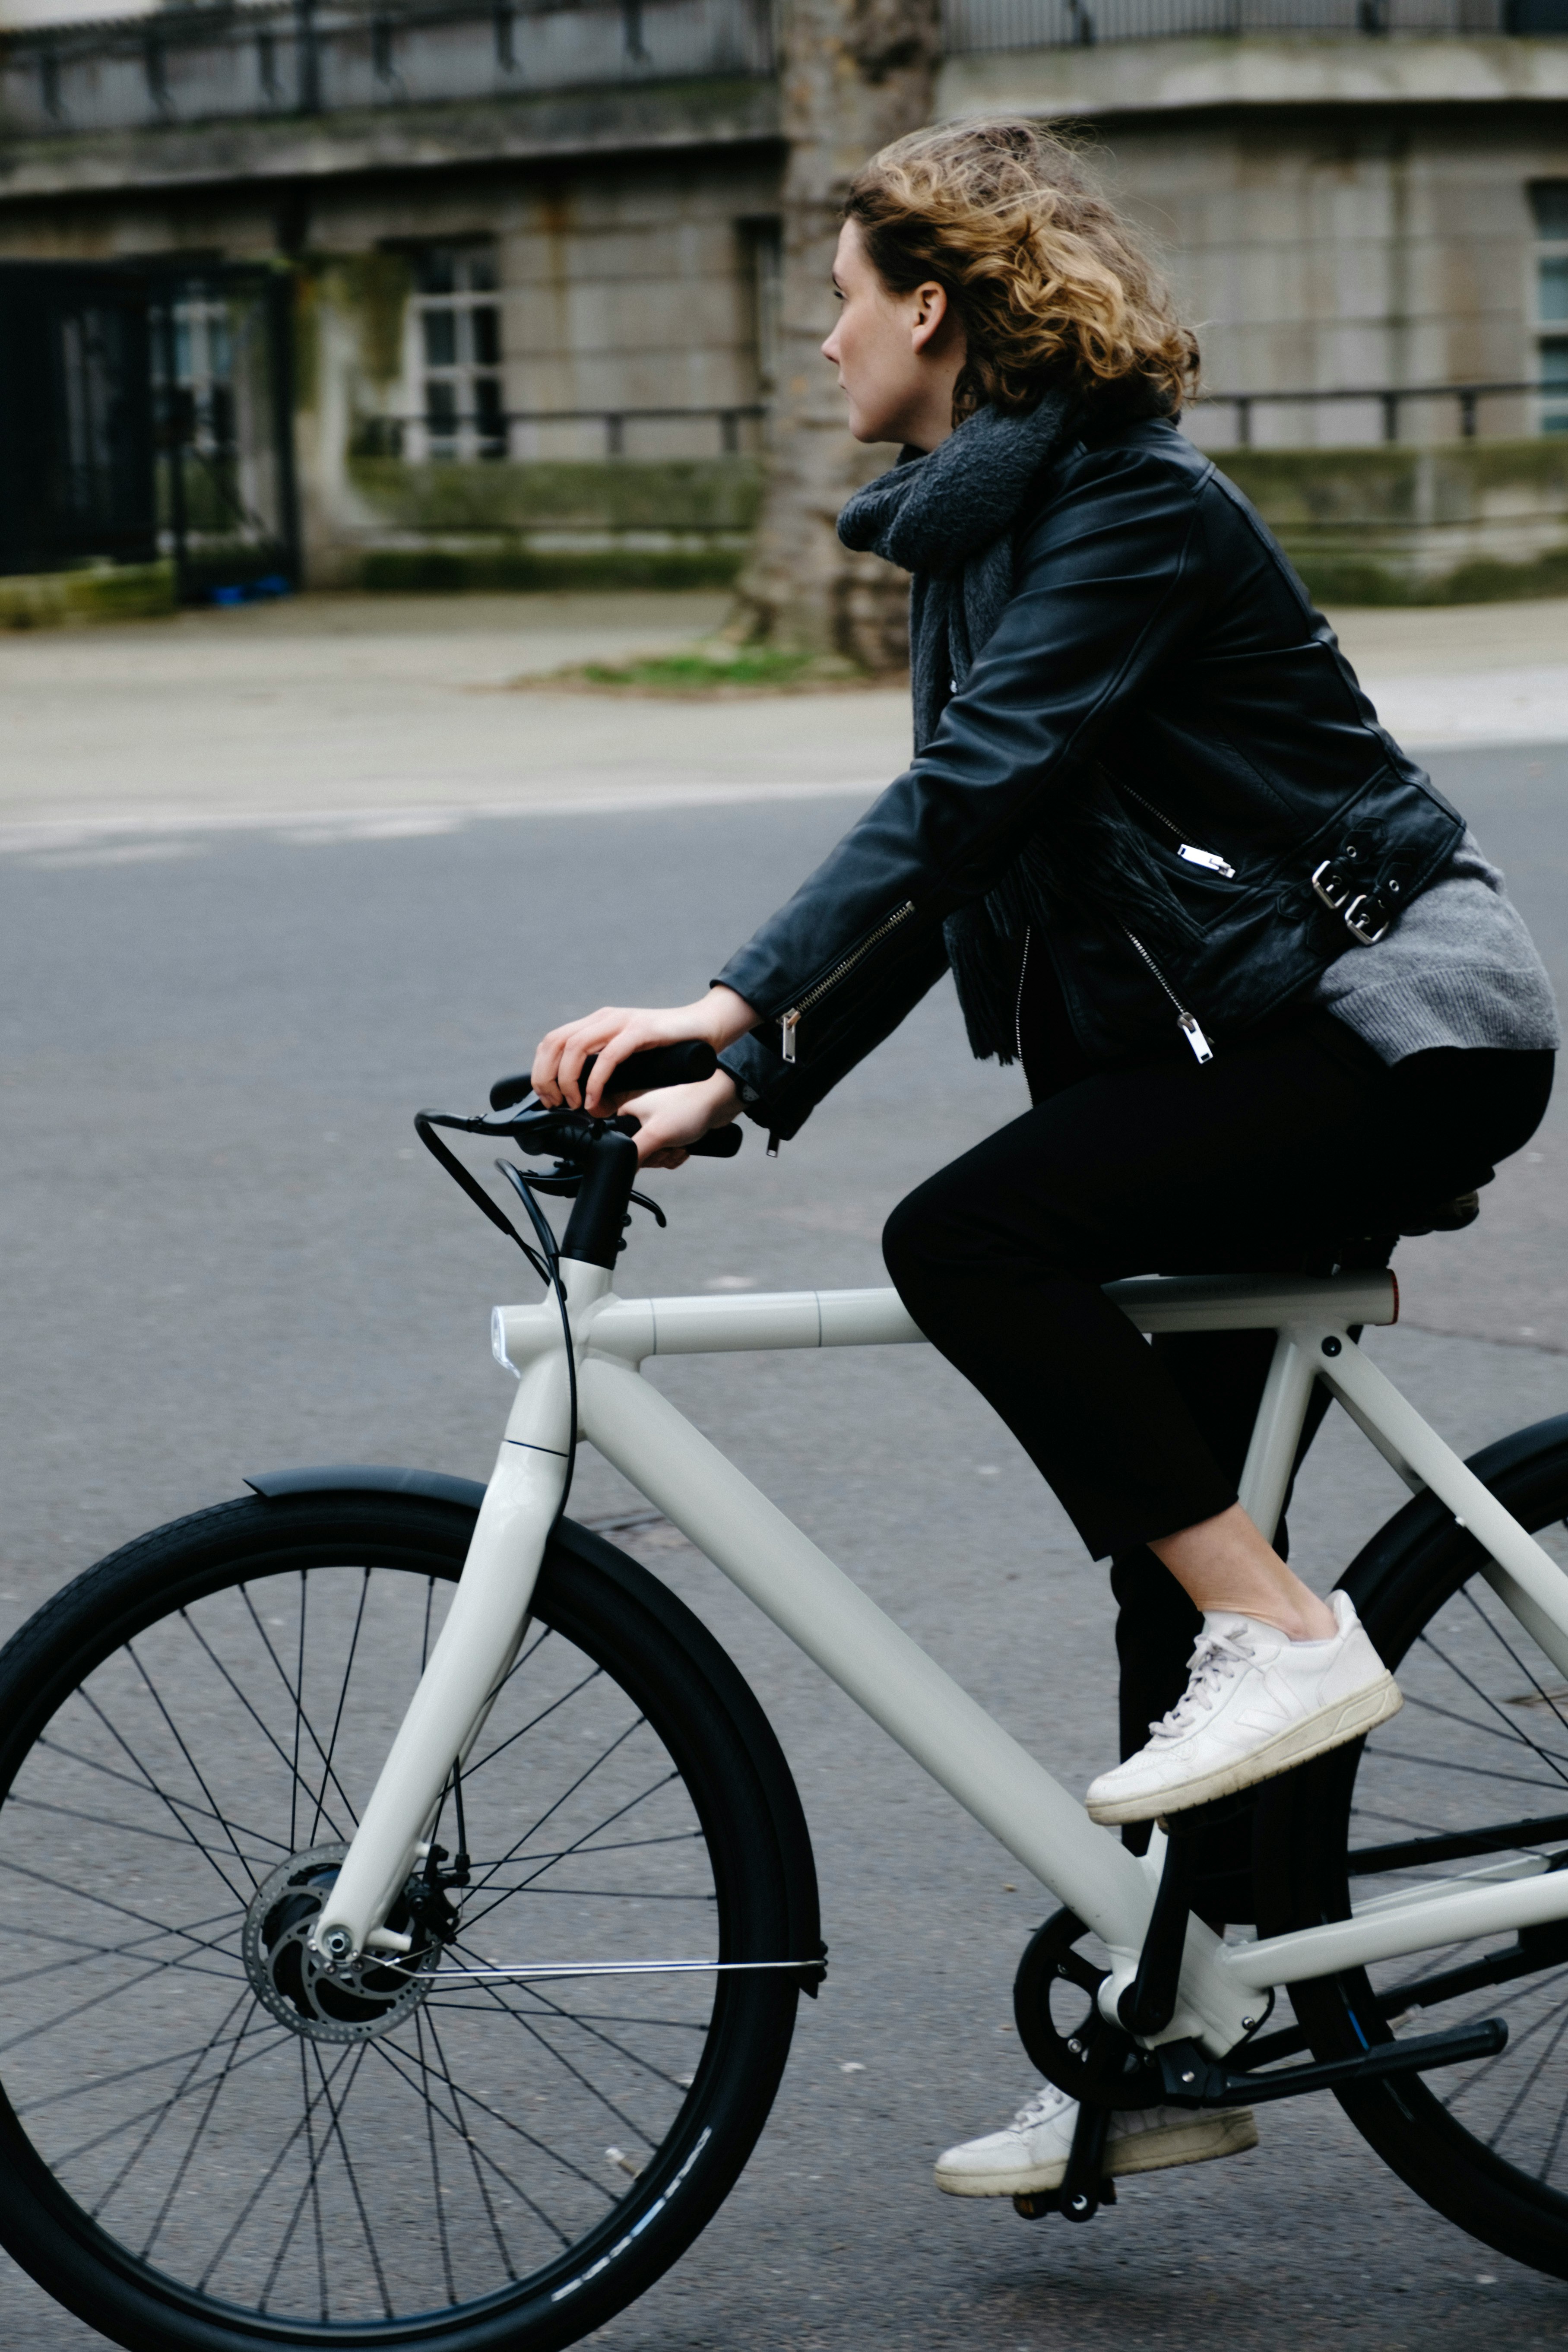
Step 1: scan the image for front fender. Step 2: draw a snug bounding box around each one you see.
[246,1462,488,1511]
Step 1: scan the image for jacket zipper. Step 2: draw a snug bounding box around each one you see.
[779,900,917,1063]
[1118,783,1236,878]
[1120,925,1215,1064]
[1014,925,1032,1066]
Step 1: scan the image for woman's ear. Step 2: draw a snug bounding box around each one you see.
[909,280,950,355]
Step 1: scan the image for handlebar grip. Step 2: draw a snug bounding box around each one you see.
[685,1123,743,1159]
[582,1041,718,1095]
[488,1040,718,1115]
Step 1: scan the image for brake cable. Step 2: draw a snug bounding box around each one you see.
[413,1109,550,1283]
[413,1102,579,1524]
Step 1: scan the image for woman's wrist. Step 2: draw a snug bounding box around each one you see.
[699,986,759,1053]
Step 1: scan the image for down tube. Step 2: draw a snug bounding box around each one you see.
[582,1357,1201,1984]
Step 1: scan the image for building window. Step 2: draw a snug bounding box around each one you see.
[407,245,505,461]
[1530,184,1568,434]
[174,292,234,457]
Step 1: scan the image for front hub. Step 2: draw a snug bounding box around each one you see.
[243,1843,436,2043]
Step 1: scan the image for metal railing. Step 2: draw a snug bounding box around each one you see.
[387,402,766,459]
[1193,378,1566,444]
[392,388,1559,457]
[0,0,774,140]
[942,0,1557,50]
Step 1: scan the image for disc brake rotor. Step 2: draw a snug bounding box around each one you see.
[243,1843,435,2044]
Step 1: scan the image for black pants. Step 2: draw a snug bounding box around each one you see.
[882,1003,1553,1873]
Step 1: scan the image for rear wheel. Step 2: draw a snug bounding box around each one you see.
[1258,1415,1568,2278]
[0,1492,811,2350]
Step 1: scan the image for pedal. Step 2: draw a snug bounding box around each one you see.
[1012,2178,1116,2221]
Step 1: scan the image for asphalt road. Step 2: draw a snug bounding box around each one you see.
[2,739,1568,2350]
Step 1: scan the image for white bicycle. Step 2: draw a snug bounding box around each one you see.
[4,1043,1568,2352]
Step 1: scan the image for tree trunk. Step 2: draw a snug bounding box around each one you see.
[732,0,939,669]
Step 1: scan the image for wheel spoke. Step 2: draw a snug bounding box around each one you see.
[4,1791,277,1870]
[461,1660,605,1789]
[305,1567,370,1848]
[194,2036,358,2295]
[126,1637,261,1894]
[465,1762,682,1929]
[1416,1626,1568,1789]
[72,1690,256,1908]
[1365,1747,1568,1794]
[415,2007,459,2306]
[234,1587,361,1837]
[33,1734,291,1855]
[51,2015,291,2175]
[364,2027,588,2245]
[306,2040,392,2321]
[421,2004,519,2282]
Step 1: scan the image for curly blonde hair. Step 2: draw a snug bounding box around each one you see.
[844,118,1198,422]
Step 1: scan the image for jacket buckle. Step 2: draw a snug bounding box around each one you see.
[1311,857,1356,915]
[1343,892,1392,946]
[1313,854,1398,945]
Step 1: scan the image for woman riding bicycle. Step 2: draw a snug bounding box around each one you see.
[531,118,1558,2204]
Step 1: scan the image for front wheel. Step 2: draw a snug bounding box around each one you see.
[1258,1414,1568,2279]
[0,1492,814,2351]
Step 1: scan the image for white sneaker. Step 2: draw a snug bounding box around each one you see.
[934,2078,1258,2197]
[1086,1588,1401,1826]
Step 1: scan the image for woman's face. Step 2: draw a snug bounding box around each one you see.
[822,218,966,452]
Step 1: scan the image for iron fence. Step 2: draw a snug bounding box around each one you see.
[382,386,1562,457]
[942,0,1565,48]
[1192,378,1566,444]
[0,261,298,596]
[0,0,774,141]
[384,401,766,459]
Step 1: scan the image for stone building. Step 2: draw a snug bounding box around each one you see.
[0,0,1566,602]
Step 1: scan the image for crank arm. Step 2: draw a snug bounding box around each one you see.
[1152,2015,1507,2108]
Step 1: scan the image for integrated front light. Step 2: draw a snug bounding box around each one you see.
[491,1305,520,1377]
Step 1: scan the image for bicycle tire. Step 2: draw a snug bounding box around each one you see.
[0,1490,814,2351]
[1255,1411,1568,2278]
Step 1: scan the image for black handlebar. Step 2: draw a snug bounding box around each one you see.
[420,1039,742,1274]
[686,1122,743,1160]
[485,1041,741,1160]
[489,1040,719,1114]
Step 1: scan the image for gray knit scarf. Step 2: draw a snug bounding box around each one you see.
[838,394,1079,1060]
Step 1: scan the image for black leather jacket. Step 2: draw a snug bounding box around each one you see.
[716,414,1463,1141]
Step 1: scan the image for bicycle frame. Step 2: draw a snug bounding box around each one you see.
[313,1261,1568,2061]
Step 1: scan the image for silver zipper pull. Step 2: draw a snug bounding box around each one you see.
[780,1011,800,1064]
[1178,844,1236,878]
[1178,1012,1215,1065]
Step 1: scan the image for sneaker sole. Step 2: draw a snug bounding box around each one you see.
[1086,1671,1403,1825]
[934,2107,1259,2198]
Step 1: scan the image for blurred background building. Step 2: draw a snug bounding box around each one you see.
[0,0,1566,634]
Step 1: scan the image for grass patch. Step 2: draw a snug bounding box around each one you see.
[522,644,892,697]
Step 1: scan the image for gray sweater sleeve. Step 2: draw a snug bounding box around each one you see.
[1312,829,1560,1062]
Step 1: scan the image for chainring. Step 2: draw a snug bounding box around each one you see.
[1013,1908,1162,2111]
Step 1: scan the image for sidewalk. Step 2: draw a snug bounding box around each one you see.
[0,588,1562,848]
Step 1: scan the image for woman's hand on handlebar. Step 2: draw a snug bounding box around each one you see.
[532,987,758,1116]
[617,1070,742,1169]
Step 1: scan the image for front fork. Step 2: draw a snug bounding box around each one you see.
[311,1263,606,1963]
